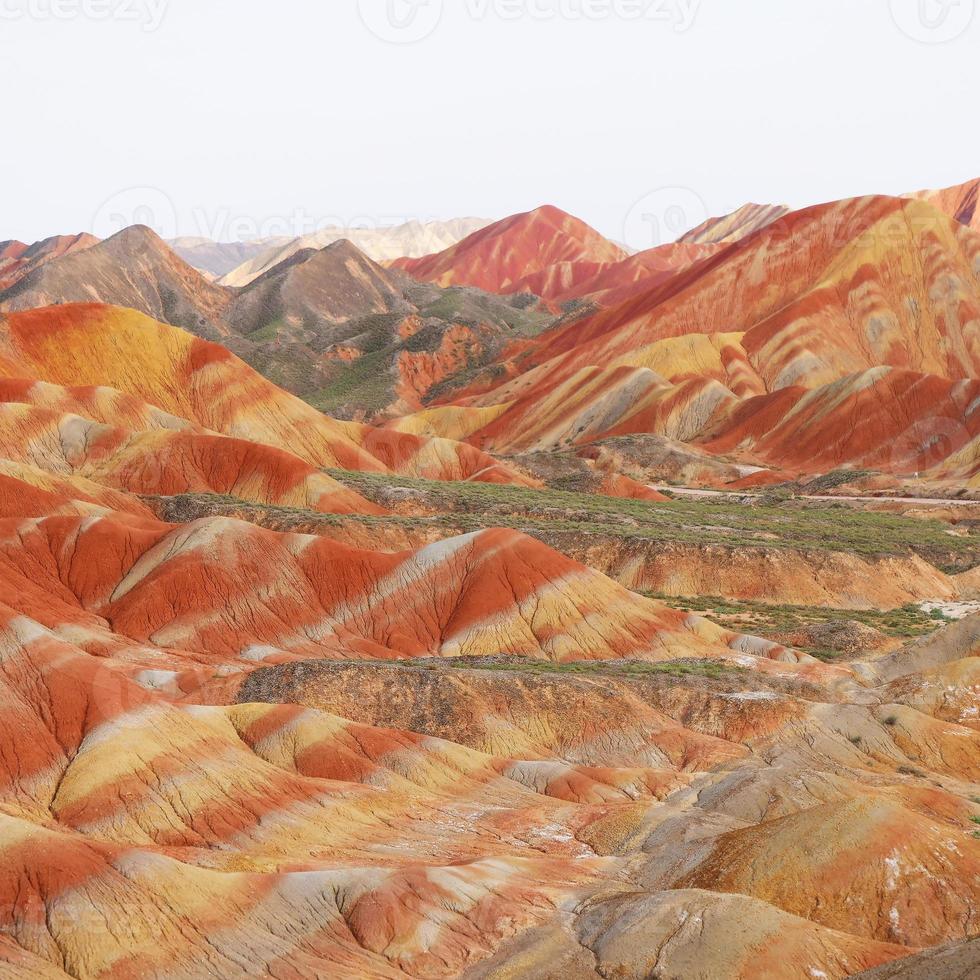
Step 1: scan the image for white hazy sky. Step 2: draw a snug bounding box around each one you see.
[3,0,979,249]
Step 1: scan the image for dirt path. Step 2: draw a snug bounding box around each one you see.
[650,485,979,508]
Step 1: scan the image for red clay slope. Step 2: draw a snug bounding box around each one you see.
[0,559,908,978]
[505,194,980,379]
[0,514,749,667]
[0,402,381,515]
[702,368,980,480]
[0,304,531,485]
[513,240,724,308]
[391,204,628,298]
[445,195,980,464]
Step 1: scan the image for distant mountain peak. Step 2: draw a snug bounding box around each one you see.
[218,218,493,288]
[392,206,626,295]
[0,224,231,339]
[0,232,101,292]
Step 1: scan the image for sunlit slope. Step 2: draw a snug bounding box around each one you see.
[0,513,759,666]
[0,304,526,483]
[0,403,381,514]
[492,196,980,390]
[445,196,980,465]
[0,603,618,977]
[0,598,912,978]
[0,459,156,519]
[703,369,980,480]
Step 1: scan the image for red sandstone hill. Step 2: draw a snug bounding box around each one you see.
[398,194,980,486]
[391,204,628,298]
[700,369,980,480]
[511,239,725,309]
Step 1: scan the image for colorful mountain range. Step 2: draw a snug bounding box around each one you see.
[2,180,980,979]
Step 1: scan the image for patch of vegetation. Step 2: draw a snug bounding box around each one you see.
[434,657,745,681]
[402,321,449,353]
[801,469,875,493]
[898,765,925,777]
[757,488,794,506]
[309,350,393,417]
[247,318,288,343]
[640,594,942,643]
[325,468,980,565]
[341,313,407,354]
[807,649,847,663]
[417,288,553,337]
